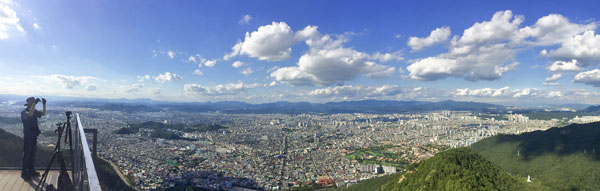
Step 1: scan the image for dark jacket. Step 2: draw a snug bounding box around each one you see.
[21,108,42,136]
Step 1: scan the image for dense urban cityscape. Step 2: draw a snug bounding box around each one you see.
[0,103,569,190]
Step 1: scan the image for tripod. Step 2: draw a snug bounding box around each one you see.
[36,111,74,191]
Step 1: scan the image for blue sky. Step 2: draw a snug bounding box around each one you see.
[1,0,600,105]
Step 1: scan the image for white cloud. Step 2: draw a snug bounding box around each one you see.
[363,61,396,78]
[193,69,203,76]
[371,51,403,63]
[270,67,317,86]
[545,73,562,82]
[223,40,242,61]
[154,72,182,83]
[84,84,97,91]
[546,91,563,98]
[513,88,532,98]
[454,86,576,101]
[455,86,540,98]
[121,84,144,93]
[270,31,395,86]
[32,22,41,30]
[407,26,451,51]
[137,75,151,82]
[272,47,395,86]
[226,22,396,86]
[225,22,296,61]
[0,4,24,40]
[519,14,595,46]
[406,57,459,81]
[308,85,363,98]
[546,59,583,72]
[232,61,244,68]
[188,54,217,67]
[238,14,252,25]
[188,55,197,63]
[167,50,175,59]
[241,68,253,75]
[574,69,600,87]
[184,82,262,96]
[545,31,600,66]
[307,84,417,100]
[542,82,559,86]
[455,86,512,97]
[407,11,523,81]
[40,74,98,89]
[204,59,217,67]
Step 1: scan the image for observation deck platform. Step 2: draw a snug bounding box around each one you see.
[0,170,71,191]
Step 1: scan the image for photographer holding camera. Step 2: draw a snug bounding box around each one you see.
[20,97,46,181]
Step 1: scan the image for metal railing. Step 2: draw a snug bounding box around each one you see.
[73,113,102,191]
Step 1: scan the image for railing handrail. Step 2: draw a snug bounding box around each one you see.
[76,113,102,191]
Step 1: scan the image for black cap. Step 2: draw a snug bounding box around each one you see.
[24,97,35,106]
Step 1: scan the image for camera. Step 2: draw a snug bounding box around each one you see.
[35,98,41,104]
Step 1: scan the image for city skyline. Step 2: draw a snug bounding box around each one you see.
[1,0,600,105]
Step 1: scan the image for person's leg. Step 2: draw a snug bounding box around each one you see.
[21,134,32,178]
[29,135,39,175]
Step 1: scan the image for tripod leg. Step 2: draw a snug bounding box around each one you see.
[36,151,58,191]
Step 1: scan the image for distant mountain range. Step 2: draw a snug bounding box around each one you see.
[59,100,505,114]
[0,94,507,114]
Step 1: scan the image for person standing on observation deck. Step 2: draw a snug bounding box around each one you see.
[20,97,46,181]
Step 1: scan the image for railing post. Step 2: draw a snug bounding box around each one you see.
[84,129,98,157]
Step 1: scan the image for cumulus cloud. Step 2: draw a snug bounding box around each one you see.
[454,86,538,98]
[407,11,523,81]
[371,51,403,63]
[121,84,144,93]
[407,10,599,82]
[188,55,197,63]
[137,75,151,82]
[204,59,217,67]
[546,91,563,98]
[519,14,595,46]
[238,14,252,25]
[154,72,182,83]
[225,22,296,61]
[407,26,451,51]
[307,84,420,100]
[167,51,175,59]
[241,68,253,75]
[545,73,562,82]
[545,31,600,67]
[232,61,244,68]
[225,22,396,86]
[272,47,395,86]
[574,69,600,87]
[546,59,583,72]
[0,3,24,40]
[184,82,262,96]
[187,54,217,67]
[193,69,203,76]
[271,30,395,86]
[40,74,98,89]
[32,22,41,30]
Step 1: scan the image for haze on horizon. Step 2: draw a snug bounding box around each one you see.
[1,0,600,105]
